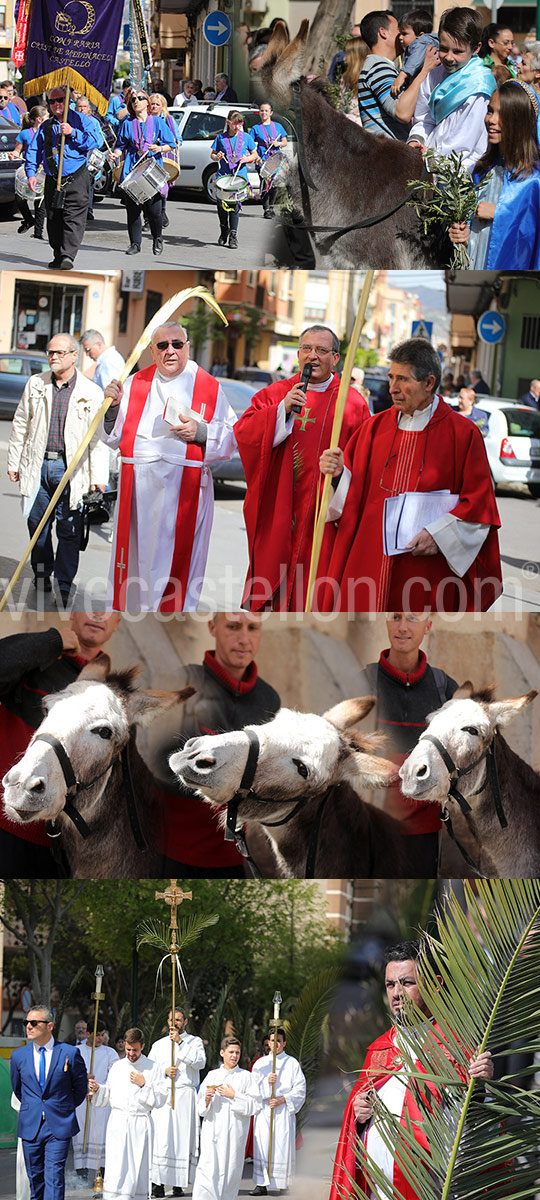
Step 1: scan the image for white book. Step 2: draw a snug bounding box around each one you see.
[162,396,202,427]
[383,490,459,556]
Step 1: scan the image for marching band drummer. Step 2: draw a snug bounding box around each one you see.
[149,93,182,232]
[9,105,47,238]
[210,111,257,250]
[75,95,106,225]
[113,87,176,257]
[252,102,288,220]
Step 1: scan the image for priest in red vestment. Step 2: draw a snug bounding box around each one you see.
[234,325,369,610]
[319,339,502,613]
[330,940,493,1200]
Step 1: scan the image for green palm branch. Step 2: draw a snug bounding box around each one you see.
[345,879,540,1200]
[136,911,220,993]
[285,966,343,1130]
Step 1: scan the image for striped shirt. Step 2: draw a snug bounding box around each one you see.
[357,54,410,140]
[46,371,77,453]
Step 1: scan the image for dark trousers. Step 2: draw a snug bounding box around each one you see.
[45,167,90,262]
[217,199,240,235]
[23,1122,71,1200]
[262,185,277,212]
[17,196,46,236]
[27,458,82,592]
[124,191,162,245]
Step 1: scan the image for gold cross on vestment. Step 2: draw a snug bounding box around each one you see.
[116,548,126,582]
[155,880,192,952]
[294,407,316,432]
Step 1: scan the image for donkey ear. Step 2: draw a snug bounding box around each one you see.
[261,19,309,105]
[78,655,111,682]
[488,690,538,728]
[323,696,376,731]
[453,681,474,699]
[125,686,195,727]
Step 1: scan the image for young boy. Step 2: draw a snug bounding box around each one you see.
[391,9,439,96]
[250,1028,306,1196]
[193,1036,261,1200]
[407,7,496,172]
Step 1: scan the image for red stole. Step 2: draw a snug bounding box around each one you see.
[330,1025,468,1200]
[113,364,219,611]
[321,400,502,612]
[234,374,369,610]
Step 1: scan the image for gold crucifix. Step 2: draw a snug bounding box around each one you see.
[155,880,192,1109]
[294,407,316,432]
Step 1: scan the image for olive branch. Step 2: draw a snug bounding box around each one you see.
[407,150,491,269]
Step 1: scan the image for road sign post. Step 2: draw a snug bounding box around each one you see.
[203,12,232,46]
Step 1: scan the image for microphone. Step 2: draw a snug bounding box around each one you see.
[292,362,312,414]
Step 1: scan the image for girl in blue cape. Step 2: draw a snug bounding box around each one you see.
[449,80,540,268]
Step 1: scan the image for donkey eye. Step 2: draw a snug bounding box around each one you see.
[93,725,113,740]
[292,758,309,779]
[462,726,479,737]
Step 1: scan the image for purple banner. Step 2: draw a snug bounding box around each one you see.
[24,0,124,114]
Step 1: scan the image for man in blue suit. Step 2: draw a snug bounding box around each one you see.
[10,1005,88,1200]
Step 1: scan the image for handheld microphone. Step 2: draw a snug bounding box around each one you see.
[292,363,312,414]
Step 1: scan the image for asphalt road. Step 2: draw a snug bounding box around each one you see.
[0,187,273,271]
[0,430,539,612]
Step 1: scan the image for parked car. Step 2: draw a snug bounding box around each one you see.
[210,377,258,484]
[168,102,295,201]
[449,396,540,498]
[361,366,391,414]
[234,365,284,386]
[0,351,49,419]
[0,112,26,216]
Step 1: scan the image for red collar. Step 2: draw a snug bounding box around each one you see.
[379,648,428,686]
[203,649,258,696]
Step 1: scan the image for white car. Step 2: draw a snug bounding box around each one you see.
[168,101,294,200]
[449,396,540,498]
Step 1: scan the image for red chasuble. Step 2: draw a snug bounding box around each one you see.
[234,373,369,610]
[330,1025,468,1200]
[113,364,219,612]
[320,400,502,613]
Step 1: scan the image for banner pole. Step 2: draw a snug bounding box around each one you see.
[55,83,71,198]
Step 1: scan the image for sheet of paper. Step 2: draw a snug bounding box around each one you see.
[383,490,460,556]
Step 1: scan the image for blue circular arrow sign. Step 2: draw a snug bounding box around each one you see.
[477,310,506,344]
[203,11,232,46]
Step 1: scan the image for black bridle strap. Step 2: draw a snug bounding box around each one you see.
[422,733,507,829]
[35,731,116,843]
[35,732,77,791]
[224,728,261,848]
[121,740,148,851]
[487,741,507,829]
[438,807,487,878]
[304,786,333,877]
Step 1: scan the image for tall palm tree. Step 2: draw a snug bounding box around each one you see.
[342,879,540,1200]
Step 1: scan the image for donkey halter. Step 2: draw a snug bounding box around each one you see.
[419,731,507,877]
[33,731,147,857]
[223,727,334,880]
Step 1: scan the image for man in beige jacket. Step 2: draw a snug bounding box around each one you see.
[8,332,108,607]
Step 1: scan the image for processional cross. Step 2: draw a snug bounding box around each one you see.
[155,881,193,1108]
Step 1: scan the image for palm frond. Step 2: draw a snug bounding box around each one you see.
[348,879,540,1200]
[136,911,220,954]
[285,966,343,1130]
[204,981,233,1070]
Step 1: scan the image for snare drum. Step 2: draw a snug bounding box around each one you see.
[209,172,251,204]
[87,148,108,178]
[161,146,180,183]
[119,157,169,204]
[259,151,289,187]
[15,165,45,201]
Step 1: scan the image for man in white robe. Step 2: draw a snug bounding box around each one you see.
[250,1028,306,1195]
[193,1036,261,1200]
[101,322,237,612]
[150,1006,206,1197]
[88,1027,168,1200]
[73,1023,118,1177]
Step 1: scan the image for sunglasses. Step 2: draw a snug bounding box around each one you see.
[155,339,186,350]
[24,1019,48,1027]
[134,94,148,102]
